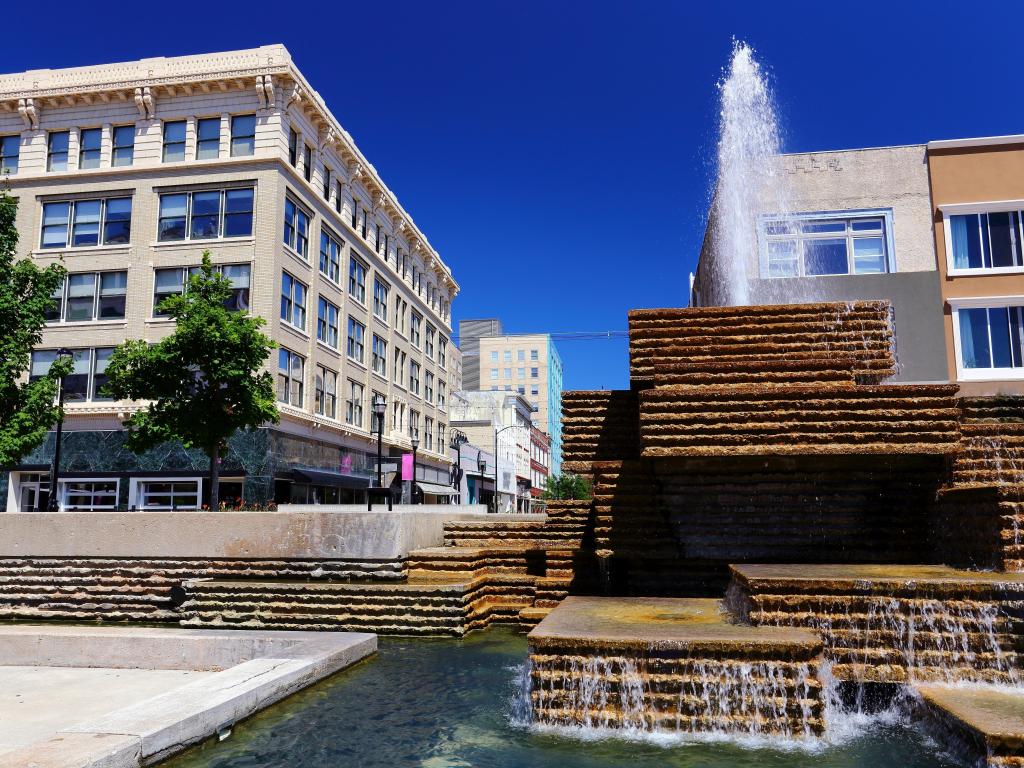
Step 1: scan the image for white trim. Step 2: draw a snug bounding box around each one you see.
[58,477,120,511]
[929,135,1024,151]
[129,476,203,510]
[947,294,1024,309]
[939,199,1024,215]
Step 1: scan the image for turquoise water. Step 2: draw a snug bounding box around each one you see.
[164,628,960,768]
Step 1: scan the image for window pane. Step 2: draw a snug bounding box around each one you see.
[988,211,1021,269]
[30,350,57,380]
[158,194,188,241]
[851,219,883,232]
[66,273,97,321]
[196,118,221,160]
[41,202,70,248]
[71,200,101,247]
[162,120,186,162]
[766,240,798,277]
[853,237,886,274]
[802,221,846,234]
[78,128,102,169]
[988,307,1014,368]
[64,349,91,401]
[190,191,221,239]
[230,114,255,157]
[92,347,113,400]
[223,188,254,237]
[960,308,992,369]
[804,238,849,276]
[103,197,132,244]
[98,272,127,319]
[1,135,20,174]
[112,125,135,166]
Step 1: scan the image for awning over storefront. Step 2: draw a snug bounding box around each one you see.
[289,468,371,489]
[416,481,458,497]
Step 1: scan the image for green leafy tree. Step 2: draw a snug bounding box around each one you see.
[104,252,278,509]
[542,473,591,501]
[0,190,69,468]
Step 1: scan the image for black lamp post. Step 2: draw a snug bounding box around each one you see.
[476,451,486,508]
[410,431,419,505]
[46,348,72,512]
[372,394,386,487]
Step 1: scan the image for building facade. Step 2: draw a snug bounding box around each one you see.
[529,427,550,507]
[1,46,459,511]
[458,320,563,474]
[927,135,1024,396]
[693,145,948,383]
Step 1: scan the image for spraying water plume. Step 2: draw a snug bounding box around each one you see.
[709,41,790,306]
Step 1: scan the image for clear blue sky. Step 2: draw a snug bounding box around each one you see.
[4,1,1024,390]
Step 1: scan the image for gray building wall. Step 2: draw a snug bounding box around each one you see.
[745,271,948,382]
[458,318,503,390]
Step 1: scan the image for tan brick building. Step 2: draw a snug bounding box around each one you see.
[1,45,459,510]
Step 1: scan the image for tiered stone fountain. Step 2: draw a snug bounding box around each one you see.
[526,300,1024,760]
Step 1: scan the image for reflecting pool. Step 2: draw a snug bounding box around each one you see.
[164,628,960,768]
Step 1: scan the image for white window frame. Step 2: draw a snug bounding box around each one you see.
[58,477,120,511]
[941,200,1024,276]
[129,477,202,510]
[949,294,1024,381]
[757,208,897,278]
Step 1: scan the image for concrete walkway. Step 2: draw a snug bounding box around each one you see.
[0,625,376,768]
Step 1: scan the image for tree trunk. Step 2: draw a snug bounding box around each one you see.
[209,443,220,511]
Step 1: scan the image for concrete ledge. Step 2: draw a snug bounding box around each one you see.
[0,507,539,560]
[0,626,375,768]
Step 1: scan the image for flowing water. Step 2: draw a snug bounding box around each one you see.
[707,41,791,307]
[164,629,958,768]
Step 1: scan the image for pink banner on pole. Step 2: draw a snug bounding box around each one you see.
[401,453,413,481]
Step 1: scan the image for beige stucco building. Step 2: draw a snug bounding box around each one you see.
[1,45,459,511]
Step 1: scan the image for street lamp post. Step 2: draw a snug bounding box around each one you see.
[410,432,419,505]
[372,394,386,487]
[493,424,520,514]
[46,348,72,512]
[476,451,486,507]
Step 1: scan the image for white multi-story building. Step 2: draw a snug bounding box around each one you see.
[1,45,459,511]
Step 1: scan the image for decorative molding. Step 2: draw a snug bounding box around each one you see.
[17,98,37,129]
[286,81,303,108]
[134,87,154,119]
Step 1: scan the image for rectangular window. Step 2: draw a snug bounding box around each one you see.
[162,120,186,162]
[111,125,134,167]
[504,368,512,379]
[531,367,539,378]
[317,297,340,348]
[137,480,200,510]
[280,272,307,330]
[349,258,367,304]
[323,167,332,201]
[351,198,359,230]
[283,197,310,257]
[438,337,448,368]
[372,334,387,376]
[315,366,337,419]
[288,128,299,166]
[503,350,512,362]
[438,381,446,408]
[158,188,253,242]
[949,211,1024,272]
[319,229,343,283]
[221,264,251,312]
[425,372,434,403]
[762,213,890,278]
[373,278,389,321]
[409,361,421,395]
[29,347,113,402]
[230,114,256,157]
[277,348,304,406]
[409,410,419,442]
[518,350,525,362]
[424,417,434,452]
[394,348,406,385]
[347,317,366,362]
[1,134,20,174]
[393,297,407,333]
[41,197,132,249]
[411,313,422,348]
[303,144,313,181]
[957,305,1024,374]
[196,117,221,159]
[61,479,118,510]
[425,325,435,359]
[517,367,525,379]
[78,128,101,169]
[490,351,498,362]
[47,271,126,323]
[335,180,344,214]
[152,264,247,316]
[47,131,69,171]
[530,349,539,361]
[346,380,364,427]
[490,368,498,380]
